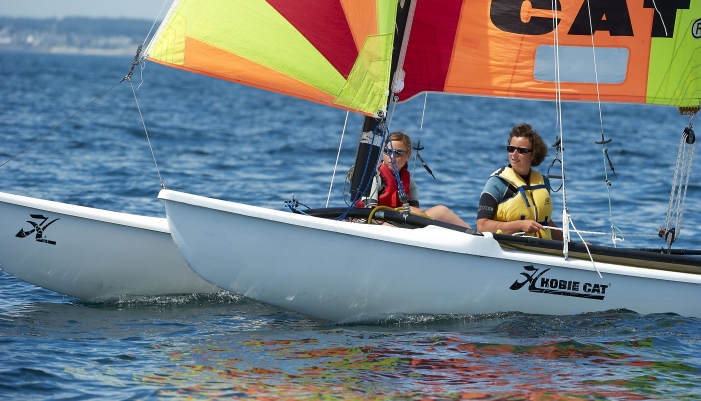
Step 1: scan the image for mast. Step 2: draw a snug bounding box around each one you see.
[348,0,415,203]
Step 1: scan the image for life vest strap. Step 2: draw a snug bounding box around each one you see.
[517,187,530,207]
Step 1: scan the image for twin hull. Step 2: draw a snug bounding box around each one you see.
[159,190,701,322]
[0,192,222,300]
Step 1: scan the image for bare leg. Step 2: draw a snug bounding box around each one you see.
[425,205,470,228]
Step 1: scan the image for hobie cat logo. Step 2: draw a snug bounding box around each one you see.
[510,265,608,300]
[693,19,701,39]
[16,214,60,245]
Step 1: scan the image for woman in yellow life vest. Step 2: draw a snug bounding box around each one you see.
[476,123,563,241]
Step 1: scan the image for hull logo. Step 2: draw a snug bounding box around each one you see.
[16,214,60,245]
[510,265,608,300]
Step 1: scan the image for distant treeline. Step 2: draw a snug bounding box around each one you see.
[0,17,155,38]
[0,17,159,54]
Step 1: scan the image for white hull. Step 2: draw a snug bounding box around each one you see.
[159,190,701,322]
[0,192,222,300]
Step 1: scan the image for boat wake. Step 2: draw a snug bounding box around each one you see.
[80,291,244,307]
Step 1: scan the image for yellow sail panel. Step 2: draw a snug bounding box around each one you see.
[334,1,396,113]
[157,0,345,94]
[376,0,397,36]
[335,33,393,113]
[147,3,186,66]
[647,2,701,107]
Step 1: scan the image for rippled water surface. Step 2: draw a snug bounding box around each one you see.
[1,52,700,399]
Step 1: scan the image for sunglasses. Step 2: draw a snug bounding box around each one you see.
[506,145,533,154]
[384,148,409,157]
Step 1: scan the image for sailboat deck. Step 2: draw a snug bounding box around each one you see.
[495,235,701,275]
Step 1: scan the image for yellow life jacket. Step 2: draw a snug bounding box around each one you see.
[491,166,553,239]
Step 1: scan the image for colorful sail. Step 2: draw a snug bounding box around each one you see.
[399,0,701,108]
[145,0,397,116]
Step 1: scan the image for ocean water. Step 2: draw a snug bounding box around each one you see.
[1,51,700,399]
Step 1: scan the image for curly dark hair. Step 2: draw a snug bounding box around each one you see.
[508,123,548,166]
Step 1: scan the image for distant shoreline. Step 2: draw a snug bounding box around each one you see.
[0,17,153,56]
[0,47,139,57]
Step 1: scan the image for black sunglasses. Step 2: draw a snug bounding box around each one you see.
[384,148,409,157]
[506,145,532,154]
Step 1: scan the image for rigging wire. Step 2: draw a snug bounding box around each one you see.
[386,95,399,131]
[326,111,349,207]
[140,0,172,48]
[411,93,429,177]
[1,3,171,175]
[584,0,622,247]
[128,79,166,189]
[550,0,571,258]
[0,80,124,170]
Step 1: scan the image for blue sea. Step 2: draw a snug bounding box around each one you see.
[1,51,700,399]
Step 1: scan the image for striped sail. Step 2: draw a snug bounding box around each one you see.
[146,0,701,111]
[145,0,397,116]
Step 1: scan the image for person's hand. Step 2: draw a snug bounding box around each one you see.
[516,220,543,234]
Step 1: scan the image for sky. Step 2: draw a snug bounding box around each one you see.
[0,0,174,20]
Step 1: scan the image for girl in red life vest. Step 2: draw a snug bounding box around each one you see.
[366,131,470,228]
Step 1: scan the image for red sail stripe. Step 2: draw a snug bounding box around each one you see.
[400,0,463,101]
[266,0,359,79]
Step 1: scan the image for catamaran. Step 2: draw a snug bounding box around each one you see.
[0,192,223,300]
[4,0,700,320]
[143,0,701,322]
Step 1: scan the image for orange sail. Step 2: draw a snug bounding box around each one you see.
[399,0,701,108]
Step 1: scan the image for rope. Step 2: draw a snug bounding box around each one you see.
[0,80,124,170]
[367,205,398,223]
[547,226,658,238]
[337,123,388,220]
[661,124,695,248]
[569,218,602,278]
[284,198,311,215]
[326,111,349,207]
[129,79,166,189]
[386,140,410,208]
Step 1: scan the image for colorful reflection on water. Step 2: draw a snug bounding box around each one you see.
[137,313,700,400]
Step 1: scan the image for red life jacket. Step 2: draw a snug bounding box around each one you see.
[377,163,411,208]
